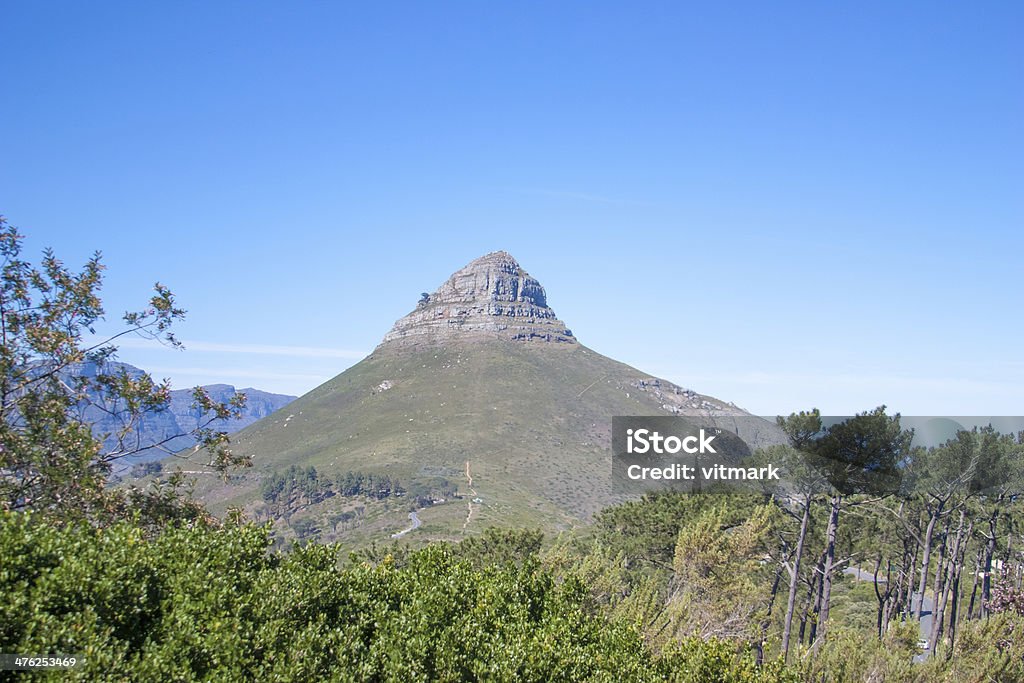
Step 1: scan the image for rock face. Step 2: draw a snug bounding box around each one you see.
[381,251,576,347]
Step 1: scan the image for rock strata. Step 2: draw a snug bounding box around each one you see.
[381,251,576,347]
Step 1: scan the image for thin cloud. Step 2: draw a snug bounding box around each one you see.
[117,338,367,360]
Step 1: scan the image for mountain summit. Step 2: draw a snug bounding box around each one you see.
[382,251,576,347]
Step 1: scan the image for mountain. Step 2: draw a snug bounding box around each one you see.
[65,361,296,473]
[188,252,770,544]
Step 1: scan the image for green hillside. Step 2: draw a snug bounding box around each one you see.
[184,338,743,545]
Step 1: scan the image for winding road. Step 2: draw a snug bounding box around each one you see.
[390,511,422,539]
[389,461,477,540]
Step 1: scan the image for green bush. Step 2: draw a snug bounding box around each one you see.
[3,512,788,682]
[23,510,1016,681]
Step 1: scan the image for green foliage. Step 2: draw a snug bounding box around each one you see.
[401,476,455,508]
[659,639,798,683]
[672,504,772,588]
[260,465,328,505]
[906,429,979,499]
[969,425,1024,496]
[259,466,405,523]
[790,615,1024,683]
[570,494,782,648]
[657,504,775,643]
[8,488,1022,681]
[795,624,916,682]
[594,491,767,569]
[0,218,248,522]
[1,512,799,682]
[802,407,913,496]
[454,527,544,569]
[944,613,1024,681]
[776,409,823,452]
[289,516,319,539]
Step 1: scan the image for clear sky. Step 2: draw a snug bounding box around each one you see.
[1,2,1021,415]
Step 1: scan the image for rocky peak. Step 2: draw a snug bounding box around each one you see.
[380,251,577,347]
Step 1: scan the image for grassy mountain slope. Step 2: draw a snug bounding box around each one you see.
[188,338,743,543]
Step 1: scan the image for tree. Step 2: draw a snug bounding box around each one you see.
[902,430,980,622]
[669,503,775,642]
[0,217,249,521]
[967,427,1024,619]
[776,407,912,646]
[769,409,832,661]
[814,408,911,643]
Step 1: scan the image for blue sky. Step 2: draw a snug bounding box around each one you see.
[1,2,1021,415]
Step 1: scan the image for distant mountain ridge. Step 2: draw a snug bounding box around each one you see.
[65,361,295,471]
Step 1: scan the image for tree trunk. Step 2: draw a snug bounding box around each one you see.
[946,517,971,652]
[930,511,963,655]
[781,497,812,661]
[981,507,999,618]
[880,565,897,634]
[916,504,940,619]
[885,545,903,632]
[815,494,841,644]
[931,521,949,617]
[946,566,961,652]
[873,555,890,639]
[902,535,921,618]
[805,552,826,645]
[967,547,981,620]
[758,564,783,666]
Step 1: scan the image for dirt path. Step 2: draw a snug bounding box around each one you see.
[462,460,477,533]
[576,374,608,398]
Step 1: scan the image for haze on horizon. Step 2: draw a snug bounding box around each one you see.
[1,2,1020,416]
